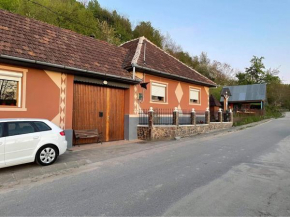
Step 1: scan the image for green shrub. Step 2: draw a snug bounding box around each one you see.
[233,106,282,126]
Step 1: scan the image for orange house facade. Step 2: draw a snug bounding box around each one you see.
[0,10,216,147]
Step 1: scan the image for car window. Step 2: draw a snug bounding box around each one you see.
[34,122,51,132]
[0,123,3,138]
[8,122,35,136]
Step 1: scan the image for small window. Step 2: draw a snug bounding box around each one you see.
[0,70,22,107]
[0,123,3,138]
[8,122,35,136]
[151,82,167,102]
[34,121,51,132]
[190,88,200,104]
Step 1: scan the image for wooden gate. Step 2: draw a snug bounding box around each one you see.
[73,83,125,144]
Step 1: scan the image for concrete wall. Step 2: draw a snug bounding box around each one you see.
[124,115,139,140]
[137,122,233,140]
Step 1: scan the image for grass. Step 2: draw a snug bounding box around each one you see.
[233,106,283,126]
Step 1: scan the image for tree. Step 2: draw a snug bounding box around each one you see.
[236,56,265,84]
[236,56,281,85]
[133,21,163,48]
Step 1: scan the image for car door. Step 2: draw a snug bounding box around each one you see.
[5,121,41,166]
[0,123,5,168]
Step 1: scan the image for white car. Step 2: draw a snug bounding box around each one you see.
[0,119,67,169]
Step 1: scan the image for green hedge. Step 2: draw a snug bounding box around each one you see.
[233,106,282,126]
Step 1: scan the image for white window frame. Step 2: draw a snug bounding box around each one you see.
[189,87,201,105]
[0,65,27,111]
[150,81,168,104]
[0,70,22,108]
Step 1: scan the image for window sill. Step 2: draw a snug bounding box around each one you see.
[150,101,168,105]
[0,107,27,111]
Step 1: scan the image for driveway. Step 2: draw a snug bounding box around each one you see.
[0,113,289,216]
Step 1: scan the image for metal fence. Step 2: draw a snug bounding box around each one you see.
[139,109,208,125]
[153,109,174,125]
[195,110,206,124]
[179,110,192,125]
[139,109,149,125]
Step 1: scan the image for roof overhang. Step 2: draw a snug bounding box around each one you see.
[0,54,140,85]
[127,64,216,87]
[221,100,266,103]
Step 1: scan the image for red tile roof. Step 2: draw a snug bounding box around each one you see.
[120,37,216,87]
[0,9,132,79]
[0,9,215,86]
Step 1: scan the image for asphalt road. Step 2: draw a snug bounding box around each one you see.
[1,113,290,216]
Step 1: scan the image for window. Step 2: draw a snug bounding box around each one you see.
[34,122,51,132]
[0,70,22,107]
[190,88,200,104]
[151,82,167,102]
[7,122,35,136]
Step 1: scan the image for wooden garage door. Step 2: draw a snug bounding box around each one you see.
[73,83,125,144]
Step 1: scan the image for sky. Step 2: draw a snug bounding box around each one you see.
[97,0,290,84]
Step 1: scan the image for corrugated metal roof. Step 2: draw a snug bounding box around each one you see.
[220,83,267,102]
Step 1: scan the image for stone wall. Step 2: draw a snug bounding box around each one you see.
[137,126,151,140]
[137,122,233,140]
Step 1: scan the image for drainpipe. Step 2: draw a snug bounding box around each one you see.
[132,64,136,80]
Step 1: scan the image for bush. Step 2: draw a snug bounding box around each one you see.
[233,106,282,126]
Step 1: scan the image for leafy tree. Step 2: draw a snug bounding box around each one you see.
[133,21,163,48]
[236,56,280,85]
[87,0,132,43]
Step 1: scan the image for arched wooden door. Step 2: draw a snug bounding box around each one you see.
[73,83,125,144]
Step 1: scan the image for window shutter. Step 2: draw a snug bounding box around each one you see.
[0,70,22,78]
[152,83,166,97]
[190,89,199,100]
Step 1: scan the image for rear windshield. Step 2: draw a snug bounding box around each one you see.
[33,121,52,132]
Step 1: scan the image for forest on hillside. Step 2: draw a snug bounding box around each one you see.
[0,0,289,109]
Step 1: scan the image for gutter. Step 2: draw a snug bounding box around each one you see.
[131,63,216,87]
[0,54,140,84]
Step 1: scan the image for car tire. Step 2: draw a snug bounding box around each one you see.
[36,145,58,166]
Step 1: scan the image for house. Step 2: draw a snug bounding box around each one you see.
[0,9,216,147]
[220,84,267,113]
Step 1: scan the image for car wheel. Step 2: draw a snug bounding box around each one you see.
[36,145,58,166]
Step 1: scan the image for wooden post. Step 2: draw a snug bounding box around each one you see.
[191,108,196,125]
[218,108,223,123]
[223,96,229,111]
[205,108,210,124]
[173,107,179,126]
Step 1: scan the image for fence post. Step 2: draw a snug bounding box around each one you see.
[148,107,154,140]
[229,109,234,122]
[191,108,196,125]
[205,108,210,124]
[173,107,179,126]
[218,108,223,123]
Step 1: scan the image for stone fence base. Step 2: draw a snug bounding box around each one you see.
[137,122,233,140]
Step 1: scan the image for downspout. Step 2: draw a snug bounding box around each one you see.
[132,65,135,80]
